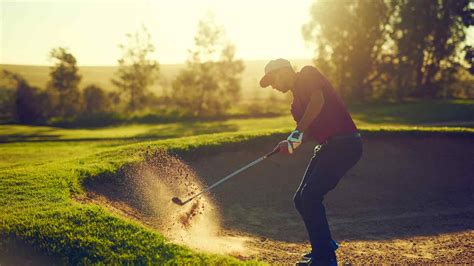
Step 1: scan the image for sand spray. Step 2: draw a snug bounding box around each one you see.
[120,149,254,255]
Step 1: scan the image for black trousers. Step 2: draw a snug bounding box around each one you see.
[293,135,363,260]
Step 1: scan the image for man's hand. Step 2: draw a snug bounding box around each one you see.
[275,140,294,155]
[287,129,303,151]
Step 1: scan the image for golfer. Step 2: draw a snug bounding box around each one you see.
[260,59,363,265]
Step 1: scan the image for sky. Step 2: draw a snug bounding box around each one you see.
[1,0,473,66]
[0,0,315,66]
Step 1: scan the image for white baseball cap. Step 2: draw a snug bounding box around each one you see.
[259,58,292,88]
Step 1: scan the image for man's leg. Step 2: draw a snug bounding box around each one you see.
[294,145,338,257]
[300,138,363,260]
[293,146,321,245]
[300,192,335,260]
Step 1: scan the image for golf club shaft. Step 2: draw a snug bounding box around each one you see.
[181,149,278,205]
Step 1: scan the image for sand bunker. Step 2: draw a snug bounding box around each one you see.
[85,136,474,263]
[84,149,254,256]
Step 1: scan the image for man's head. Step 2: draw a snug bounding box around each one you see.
[259,58,296,93]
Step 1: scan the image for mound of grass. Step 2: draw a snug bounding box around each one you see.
[0,129,295,264]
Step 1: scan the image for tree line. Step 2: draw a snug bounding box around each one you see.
[0,17,244,125]
[303,0,473,100]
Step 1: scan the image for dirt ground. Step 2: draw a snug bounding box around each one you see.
[84,136,473,264]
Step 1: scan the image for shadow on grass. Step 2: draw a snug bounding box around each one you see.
[0,121,239,143]
[49,111,284,129]
[0,234,65,265]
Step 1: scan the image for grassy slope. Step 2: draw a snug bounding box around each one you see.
[0,100,473,263]
[1,131,289,264]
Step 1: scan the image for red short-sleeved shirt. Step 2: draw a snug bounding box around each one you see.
[291,66,357,143]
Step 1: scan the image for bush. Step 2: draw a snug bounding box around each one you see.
[0,70,52,124]
[82,84,110,114]
[16,80,51,124]
[49,112,124,128]
[0,70,18,122]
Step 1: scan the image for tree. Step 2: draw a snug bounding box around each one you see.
[46,47,82,117]
[217,44,244,106]
[82,84,109,114]
[391,0,473,98]
[172,15,244,116]
[9,72,50,124]
[303,0,390,101]
[0,70,55,124]
[0,70,18,121]
[112,25,160,112]
[303,0,473,100]
[465,45,474,75]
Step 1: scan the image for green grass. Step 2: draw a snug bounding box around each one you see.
[0,116,294,142]
[0,99,473,263]
[1,99,472,143]
[1,130,290,264]
[350,99,474,126]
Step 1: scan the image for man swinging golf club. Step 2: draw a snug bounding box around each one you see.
[260,59,363,265]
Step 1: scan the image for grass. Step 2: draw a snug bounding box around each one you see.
[1,99,472,143]
[0,116,294,143]
[350,99,474,126]
[0,99,473,263]
[1,130,289,264]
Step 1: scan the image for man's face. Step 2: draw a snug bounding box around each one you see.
[269,68,292,93]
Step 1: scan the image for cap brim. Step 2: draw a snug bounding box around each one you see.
[259,73,274,88]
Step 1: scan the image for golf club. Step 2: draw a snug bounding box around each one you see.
[172,147,280,206]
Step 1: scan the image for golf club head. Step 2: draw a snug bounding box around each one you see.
[171,197,185,206]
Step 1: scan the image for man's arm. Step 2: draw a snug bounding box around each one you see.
[295,89,325,133]
[277,86,325,154]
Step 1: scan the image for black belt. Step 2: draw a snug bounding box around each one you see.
[322,132,361,145]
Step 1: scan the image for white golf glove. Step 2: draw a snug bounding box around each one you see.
[276,140,294,154]
[287,129,303,151]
